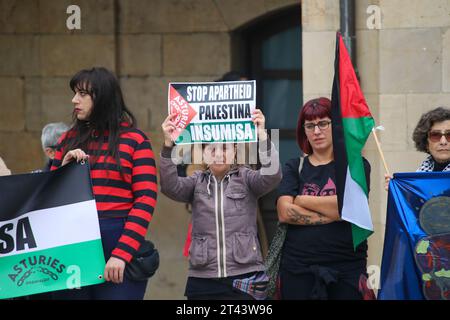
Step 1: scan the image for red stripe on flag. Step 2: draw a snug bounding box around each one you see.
[338,35,372,119]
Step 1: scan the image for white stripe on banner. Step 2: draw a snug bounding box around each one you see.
[0,200,100,257]
[342,168,373,231]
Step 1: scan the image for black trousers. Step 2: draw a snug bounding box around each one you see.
[280,268,362,300]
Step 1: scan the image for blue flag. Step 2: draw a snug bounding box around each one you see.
[378,171,450,300]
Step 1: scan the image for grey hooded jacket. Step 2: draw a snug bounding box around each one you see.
[160,139,282,278]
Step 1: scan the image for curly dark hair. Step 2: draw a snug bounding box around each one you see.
[412,107,450,153]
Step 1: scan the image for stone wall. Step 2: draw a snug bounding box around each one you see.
[302,0,450,293]
[3,0,447,299]
[0,0,299,300]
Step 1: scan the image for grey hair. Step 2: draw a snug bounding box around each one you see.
[41,122,70,150]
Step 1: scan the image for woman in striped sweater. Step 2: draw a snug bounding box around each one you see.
[51,67,157,300]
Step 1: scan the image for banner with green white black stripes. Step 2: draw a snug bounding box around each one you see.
[0,162,105,299]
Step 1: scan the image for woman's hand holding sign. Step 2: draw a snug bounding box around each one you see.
[252,109,268,141]
[162,113,178,147]
[62,148,89,166]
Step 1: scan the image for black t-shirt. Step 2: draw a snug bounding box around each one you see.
[277,157,370,272]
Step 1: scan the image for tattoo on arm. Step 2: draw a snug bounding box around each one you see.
[287,206,328,225]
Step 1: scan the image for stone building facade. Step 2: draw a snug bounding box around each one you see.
[0,0,449,299]
[303,0,450,295]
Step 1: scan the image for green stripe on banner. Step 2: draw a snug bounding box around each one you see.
[342,116,374,195]
[352,224,373,250]
[175,120,257,144]
[0,240,105,299]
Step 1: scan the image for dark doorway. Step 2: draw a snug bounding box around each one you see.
[233,5,302,248]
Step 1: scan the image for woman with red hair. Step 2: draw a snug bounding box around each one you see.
[276,97,371,300]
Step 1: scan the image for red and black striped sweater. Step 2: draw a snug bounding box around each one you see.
[51,126,157,263]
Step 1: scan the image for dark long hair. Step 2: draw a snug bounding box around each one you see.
[62,67,136,171]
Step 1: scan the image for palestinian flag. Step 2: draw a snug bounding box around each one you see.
[0,162,105,299]
[331,32,375,249]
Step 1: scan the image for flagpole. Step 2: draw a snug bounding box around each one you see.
[371,127,391,176]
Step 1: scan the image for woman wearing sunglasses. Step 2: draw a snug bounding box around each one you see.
[385,107,450,190]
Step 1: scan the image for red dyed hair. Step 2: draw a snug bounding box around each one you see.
[296,97,332,154]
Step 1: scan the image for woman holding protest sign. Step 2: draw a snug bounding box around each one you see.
[160,108,281,300]
[274,97,373,300]
[384,107,450,190]
[51,67,158,300]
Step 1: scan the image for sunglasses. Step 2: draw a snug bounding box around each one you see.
[428,130,450,142]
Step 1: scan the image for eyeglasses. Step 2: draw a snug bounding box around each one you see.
[304,120,332,131]
[428,130,450,142]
